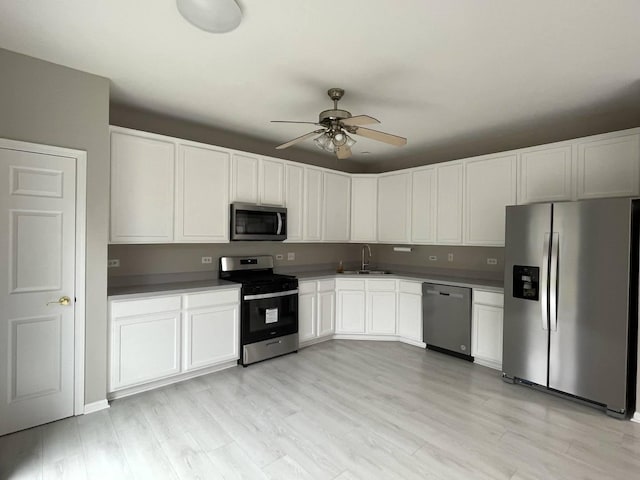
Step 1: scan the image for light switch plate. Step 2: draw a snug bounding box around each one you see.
[108,259,120,268]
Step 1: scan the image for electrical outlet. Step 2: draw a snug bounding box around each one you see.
[275,254,284,260]
[201,256,213,264]
[428,255,438,261]
[487,258,498,265]
[107,259,120,268]
[448,253,454,262]
[287,252,295,261]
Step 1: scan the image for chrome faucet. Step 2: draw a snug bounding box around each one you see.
[361,244,372,271]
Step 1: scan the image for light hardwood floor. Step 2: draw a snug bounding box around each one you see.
[2,340,640,479]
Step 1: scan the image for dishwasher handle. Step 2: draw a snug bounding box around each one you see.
[425,290,464,299]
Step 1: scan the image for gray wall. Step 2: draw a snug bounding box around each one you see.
[108,242,504,281]
[108,243,364,279]
[110,103,362,174]
[0,49,110,404]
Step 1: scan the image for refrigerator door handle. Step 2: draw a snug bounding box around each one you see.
[541,233,551,331]
[550,232,559,331]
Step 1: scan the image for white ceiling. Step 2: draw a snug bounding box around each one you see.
[1,0,639,165]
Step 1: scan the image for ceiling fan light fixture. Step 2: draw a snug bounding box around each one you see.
[314,133,334,152]
[176,0,242,33]
[345,135,356,148]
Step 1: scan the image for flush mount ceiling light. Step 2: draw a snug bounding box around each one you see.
[177,0,242,33]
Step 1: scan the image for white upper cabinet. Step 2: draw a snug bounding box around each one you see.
[323,172,351,242]
[304,167,324,241]
[230,153,259,204]
[576,134,640,199]
[111,130,175,243]
[231,154,285,206]
[350,176,378,242]
[411,167,436,244]
[377,172,411,243]
[464,155,516,246]
[175,144,229,243]
[260,158,285,206]
[284,164,304,242]
[518,145,573,204]
[436,162,463,244]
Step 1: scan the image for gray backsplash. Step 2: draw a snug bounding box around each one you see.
[108,242,504,286]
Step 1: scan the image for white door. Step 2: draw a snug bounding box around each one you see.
[0,145,78,435]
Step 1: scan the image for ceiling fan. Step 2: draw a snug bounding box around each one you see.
[272,88,407,160]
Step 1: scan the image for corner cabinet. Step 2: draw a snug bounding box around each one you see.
[299,279,336,345]
[323,172,351,242]
[108,287,240,396]
[471,290,504,370]
[397,280,423,344]
[377,172,411,243]
[110,130,176,243]
[350,176,378,242]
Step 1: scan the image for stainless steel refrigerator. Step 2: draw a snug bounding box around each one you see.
[503,197,638,417]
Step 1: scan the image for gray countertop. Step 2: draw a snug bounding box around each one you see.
[107,279,239,300]
[107,268,503,300]
[294,270,503,292]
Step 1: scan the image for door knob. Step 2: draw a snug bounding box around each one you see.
[47,296,71,306]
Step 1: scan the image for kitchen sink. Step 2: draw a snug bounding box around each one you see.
[340,270,393,275]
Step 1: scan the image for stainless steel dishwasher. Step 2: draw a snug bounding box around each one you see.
[423,283,473,361]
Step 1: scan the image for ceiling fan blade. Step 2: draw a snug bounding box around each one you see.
[340,115,380,127]
[275,130,323,150]
[336,144,352,160]
[352,127,407,147]
[271,120,322,126]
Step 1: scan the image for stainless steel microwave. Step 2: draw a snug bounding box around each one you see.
[230,203,287,241]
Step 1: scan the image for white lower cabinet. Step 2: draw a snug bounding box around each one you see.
[299,279,336,345]
[366,280,397,334]
[109,287,240,395]
[397,281,423,343]
[471,290,504,370]
[336,286,366,334]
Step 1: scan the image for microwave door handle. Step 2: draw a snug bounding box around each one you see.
[277,212,283,235]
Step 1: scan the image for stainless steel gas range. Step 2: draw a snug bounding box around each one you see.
[219,256,298,366]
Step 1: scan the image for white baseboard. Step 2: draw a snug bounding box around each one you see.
[333,334,399,342]
[631,412,640,423]
[299,335,333,349]
[83,399,110,415]
[398,337,427,348]
[473,356,502,371]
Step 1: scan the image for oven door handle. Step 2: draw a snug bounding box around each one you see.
[243,289,299,301]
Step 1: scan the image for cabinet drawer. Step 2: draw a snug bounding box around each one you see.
[318,279,336,292]
[473,290,504,307]
[336,279,366,290]
[398,281,422,295]
[367,279,397,291]
[298,281,317,295]
[184,288,239,309]
[111,295,181,318]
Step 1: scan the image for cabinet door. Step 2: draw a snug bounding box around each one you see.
[436,162,463,244]
[110,131,175,243]
[260,159,285,206]
[183,304,239,371]
[576,134,640,199]
[336,290,365,333]
[464,155,516,246]
[518,146,572,204]
[304,168,324,241]
[317,290,336,337]
[175,145,230,242]
[285,164,304,241]
[350,176,378,242]
[377,172,411,243]
[398,293,422,342]
[472,303,503,369]
[411,167,436,244]
[110,311,181,390]
[366,291,396,335]
[323,172,351,242]
[231,153,259,204]
[298,292,317,342]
